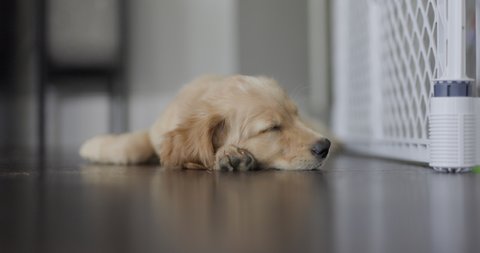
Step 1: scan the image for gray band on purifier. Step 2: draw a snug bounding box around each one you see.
[433,80,473,97]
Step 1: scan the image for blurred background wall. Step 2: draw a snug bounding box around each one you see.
[238,0,309,106]
[128,0,239,130]
[0,0,330,152]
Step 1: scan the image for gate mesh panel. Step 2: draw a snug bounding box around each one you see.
[333,0,447,162]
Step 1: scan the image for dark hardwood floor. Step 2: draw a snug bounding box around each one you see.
[1,150,479,253]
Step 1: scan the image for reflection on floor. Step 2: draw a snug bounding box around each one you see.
[1,150,480,253]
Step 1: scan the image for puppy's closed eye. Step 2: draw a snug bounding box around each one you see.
[260,125,282,134]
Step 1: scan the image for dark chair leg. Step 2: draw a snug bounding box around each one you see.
[37,0,47,156]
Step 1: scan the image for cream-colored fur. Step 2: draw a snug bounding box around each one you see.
[80,75,333,170]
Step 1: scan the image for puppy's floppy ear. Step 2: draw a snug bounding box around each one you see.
[159,112,227,169]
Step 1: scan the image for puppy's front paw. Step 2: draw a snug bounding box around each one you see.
[215,146,257,171]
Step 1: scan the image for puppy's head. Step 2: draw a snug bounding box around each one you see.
[160,76,330,170]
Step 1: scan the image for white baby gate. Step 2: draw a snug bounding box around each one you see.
[332,0,480,172]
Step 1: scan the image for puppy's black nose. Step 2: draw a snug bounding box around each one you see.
[311,139,331,159]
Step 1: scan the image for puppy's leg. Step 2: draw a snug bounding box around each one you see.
[214,145,257,171]
[80,130,156,164]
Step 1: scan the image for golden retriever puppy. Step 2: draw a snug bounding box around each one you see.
[80,75,331,170]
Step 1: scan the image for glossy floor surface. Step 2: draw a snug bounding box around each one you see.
[1,150,480,253]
